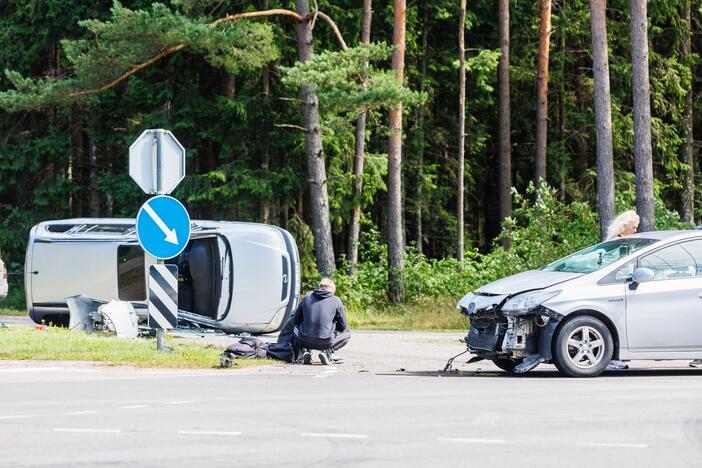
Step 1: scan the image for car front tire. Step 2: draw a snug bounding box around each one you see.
[553,316,613,377]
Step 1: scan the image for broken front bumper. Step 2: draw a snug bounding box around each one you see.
[463,305,564,373]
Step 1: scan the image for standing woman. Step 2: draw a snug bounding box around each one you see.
[606,210,640,240]
[605,210,640,370]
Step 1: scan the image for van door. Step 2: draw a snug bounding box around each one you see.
[31,241,119,305]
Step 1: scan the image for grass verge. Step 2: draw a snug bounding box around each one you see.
[348,296,469,331]
[0,307,27,317]
[0,327,274,369]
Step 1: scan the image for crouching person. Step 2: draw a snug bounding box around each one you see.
[293,278,350,365]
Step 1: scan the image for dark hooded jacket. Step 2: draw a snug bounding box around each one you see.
[293,288,348,348]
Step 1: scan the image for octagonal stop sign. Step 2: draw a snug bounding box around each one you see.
[129,129,185,195]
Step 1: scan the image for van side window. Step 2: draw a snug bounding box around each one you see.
[118,246,146,301]
[639,244,696,280]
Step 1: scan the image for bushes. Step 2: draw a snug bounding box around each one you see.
[332,182,686,317]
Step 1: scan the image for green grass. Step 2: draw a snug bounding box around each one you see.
[348,296,469,331]
[0,307,27,316]
[0,327,275,369]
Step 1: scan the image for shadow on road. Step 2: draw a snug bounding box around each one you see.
[376,368,702,379]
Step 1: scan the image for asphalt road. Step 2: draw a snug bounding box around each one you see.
[3,349,702,466]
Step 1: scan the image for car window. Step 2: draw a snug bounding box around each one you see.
[118,245,146,301]
[678,240,702,276]
[542,238,657,274]
[600,261,636,284]
[639,244,696,280]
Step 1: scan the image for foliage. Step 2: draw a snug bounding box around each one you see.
[282,42,426,117]
[0,0,701,319]
[333,184,600,314]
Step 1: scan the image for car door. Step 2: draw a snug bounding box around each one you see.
[626,240,702,351]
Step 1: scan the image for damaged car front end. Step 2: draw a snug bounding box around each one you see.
[457,274,573,374]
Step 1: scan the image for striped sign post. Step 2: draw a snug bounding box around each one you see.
[148,264,179,344]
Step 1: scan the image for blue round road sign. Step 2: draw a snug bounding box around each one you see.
[136,195,191,260]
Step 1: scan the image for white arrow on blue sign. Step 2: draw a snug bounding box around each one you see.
[136,195,191,260]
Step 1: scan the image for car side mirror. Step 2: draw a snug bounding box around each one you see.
[631,267,655,285]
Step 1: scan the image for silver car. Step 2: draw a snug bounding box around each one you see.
[458,230,702,377]
[25,218,300,334]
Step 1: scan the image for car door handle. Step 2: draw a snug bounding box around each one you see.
[699,292,702,299]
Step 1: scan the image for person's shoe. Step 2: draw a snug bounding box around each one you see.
[606,360,629,370]
[318,351,330,365]
[326,352,344,364]
[302,350,312,365]
[689,359,702,368]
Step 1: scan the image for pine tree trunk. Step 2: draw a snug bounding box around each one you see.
[457,0,466,265]
[681,0,695,225]
[295,0,336,276]
[260,0,271,224]
[630,0,655,232]
[415,6,430,255]
[88,137,99,216]
[558,0,567,199]
[347,0,372,273]
[498,0,512,238]
[535,0,552,184]
[387,0,407,304]
[590,0,615,240]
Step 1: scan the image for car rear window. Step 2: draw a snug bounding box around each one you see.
[118,245,146,301]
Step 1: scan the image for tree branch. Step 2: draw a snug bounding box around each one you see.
[70,44,187,97]
[310,11,347,50]
[69,8,347,97]
[274,123,307,132]
[210,9,303,27]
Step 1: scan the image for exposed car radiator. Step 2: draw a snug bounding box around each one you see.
[467,318,500,351]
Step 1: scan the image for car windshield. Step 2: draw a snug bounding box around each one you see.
[541,238,658,273]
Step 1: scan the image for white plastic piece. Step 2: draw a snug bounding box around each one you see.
[98,300,139,339]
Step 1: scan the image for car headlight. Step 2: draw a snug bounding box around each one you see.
[457,292,475,310]
[502,290,561,316]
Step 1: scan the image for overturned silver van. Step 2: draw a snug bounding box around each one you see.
[25,218,300,334]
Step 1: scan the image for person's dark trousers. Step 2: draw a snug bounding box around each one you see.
[295,328,350,353]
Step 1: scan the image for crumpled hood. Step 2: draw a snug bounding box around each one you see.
[476,270,581,295]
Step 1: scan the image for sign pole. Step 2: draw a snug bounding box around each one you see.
[129,129,188,353]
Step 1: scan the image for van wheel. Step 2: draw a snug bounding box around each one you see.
[553,316,613,377]
[492,358,522,374]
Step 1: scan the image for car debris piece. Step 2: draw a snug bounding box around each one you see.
[98,300,139,339]
[66,294,105,332]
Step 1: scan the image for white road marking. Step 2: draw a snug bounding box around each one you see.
[313,367,338,379]
[301,432,369,439]
[63,410,99,416]
[0,415,31,420]
[0,367,98,373]
[164,401,193,405]
[177,431,242,436]
[119,405,150,409]
[438,437,506,444]
[577,442,648,448]
[648,379,698,383]
[0,367,64,373]
[54,428,121,434]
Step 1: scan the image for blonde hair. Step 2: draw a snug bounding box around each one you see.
[319,277,336,294]
[606,210,640,240]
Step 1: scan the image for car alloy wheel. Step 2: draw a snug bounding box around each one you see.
[553,315,613,377]
[566,325,605,369]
